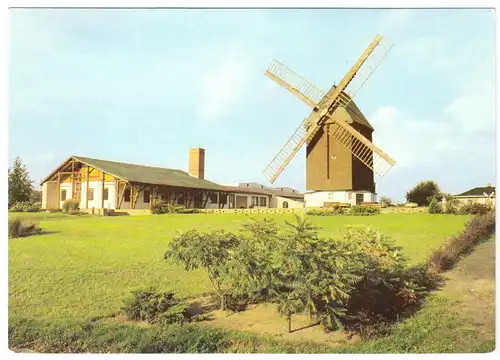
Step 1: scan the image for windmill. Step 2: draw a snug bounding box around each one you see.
[262,34,396,206]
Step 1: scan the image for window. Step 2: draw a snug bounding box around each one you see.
[124,188,131,202]
[283,201,289,208]
[144,190,151,203]
[103,188,109,201]
[328,192,334,201]
[259,197,267,207]
[87,188,94,201]
[251,196,259,206]
[178,193,185,205]
[219,194,228,203]
[348,193,352,200]
[61,189,67,201]
[209,193,217,203]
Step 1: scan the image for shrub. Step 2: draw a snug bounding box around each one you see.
[305,206,345,216]
[121,288,207,325]
[428,212,495,271]
[165,229,241,310]
[459,202,491,215]
[151,200,199,214]
[379,196,392,207]
[9,201,41,213]
[428,198,442,214]
[8,219,42,238]
[348,205,380,216]
[62,199,80,213]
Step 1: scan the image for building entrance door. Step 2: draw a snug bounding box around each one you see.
[356,193,363,205]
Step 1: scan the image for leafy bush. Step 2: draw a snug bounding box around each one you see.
[121,288,197,324]
[406,180,441,206]
[164,216,435,336]
[165,229,240,310]
[379,196,392,207]
[428,198,442,214]
[459,202,492,215]
[8,219,42,238]
[348,205,380,216]
[151,200,199,214]
[305,206,346,216]
[428,212,495,271]
[9,201,41,213]
[62,199,80,213]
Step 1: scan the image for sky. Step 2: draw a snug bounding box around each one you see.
[8,8,496,201]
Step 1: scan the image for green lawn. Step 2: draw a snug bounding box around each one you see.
[9,212,468,322]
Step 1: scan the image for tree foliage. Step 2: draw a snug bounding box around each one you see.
[8,157,33,207]
[406,181,441,206]
[164,216,418,334]
[164,229,240,310]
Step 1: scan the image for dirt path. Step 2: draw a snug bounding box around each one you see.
[440,237,495,337]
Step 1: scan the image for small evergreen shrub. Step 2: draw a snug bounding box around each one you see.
[427,198,442,214]
[348,205,380,216]
[62,199,80,213]
[8,219,42,238]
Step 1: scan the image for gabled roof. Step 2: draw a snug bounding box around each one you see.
[318,85,374,130]
[456,186,496,197]
[42,156,225,191]
[224,185,304,200]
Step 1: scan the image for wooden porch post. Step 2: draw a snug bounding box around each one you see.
[85,166,90,209]
[101,171,105,209]
[57,173,61,209]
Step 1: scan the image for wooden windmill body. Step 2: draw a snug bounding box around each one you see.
[262,35,395,206]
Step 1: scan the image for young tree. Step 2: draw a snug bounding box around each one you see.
[8,157,33,207]
[443,193,460,214]
[164,229,240,310]
[406,180,441,206]
[428,197,443,214]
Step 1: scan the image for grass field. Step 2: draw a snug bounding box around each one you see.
[9,212,469,323]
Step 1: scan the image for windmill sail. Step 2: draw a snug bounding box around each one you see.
[327,118,395,177]
[265,59,325,108]
[262,35,391,184]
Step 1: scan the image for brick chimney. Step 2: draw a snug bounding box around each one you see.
[188,148,205,179]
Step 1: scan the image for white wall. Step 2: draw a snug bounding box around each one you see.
[455,196,496,207]
[80,181,118,209]
[304,190,377,207]
[276,196,304,209]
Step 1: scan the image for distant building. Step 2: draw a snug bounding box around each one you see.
[40,148,304,211]
[454,184,495,207]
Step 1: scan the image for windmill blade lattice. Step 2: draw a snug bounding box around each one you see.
[265,59,325,108]
[327,119,395,177]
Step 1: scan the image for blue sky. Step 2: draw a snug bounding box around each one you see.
[9,8,496,201]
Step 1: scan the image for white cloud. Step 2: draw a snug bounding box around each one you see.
[197,55,252,122]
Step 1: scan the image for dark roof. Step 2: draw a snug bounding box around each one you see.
[456,186,496,197]
[43,156,225,191]
[224,186,304,200]
[41,156,304,197]
[344,99,374,131]
[317,85,374,130]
